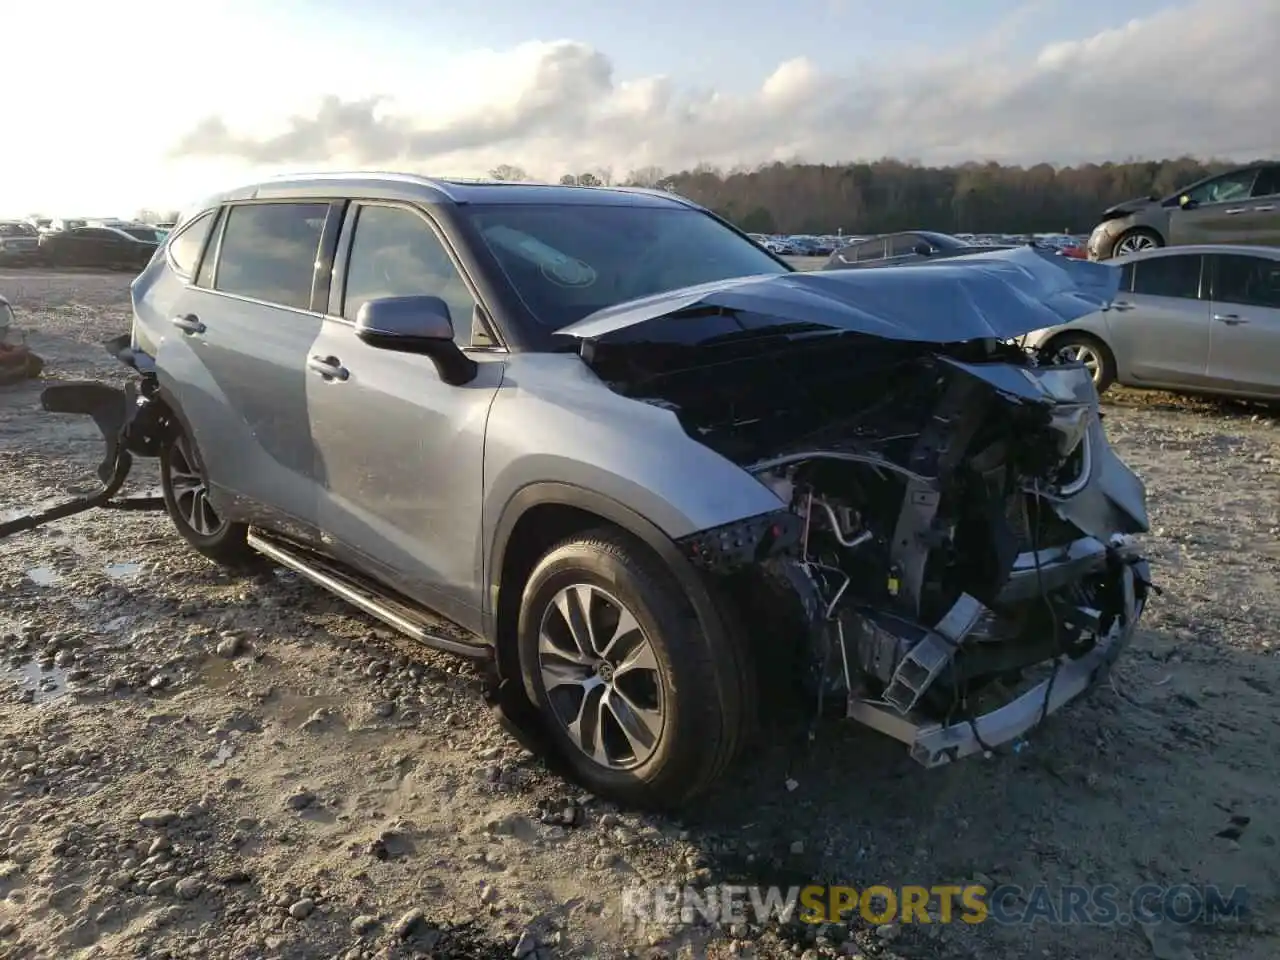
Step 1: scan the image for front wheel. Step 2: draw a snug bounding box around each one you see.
[1111,227,1163,258]
[160,425,255,566]
[1046,333,1117,394]
[517,530,749,809]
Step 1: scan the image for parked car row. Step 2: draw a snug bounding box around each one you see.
[0,218,163,270]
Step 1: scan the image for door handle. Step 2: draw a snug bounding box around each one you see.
[307,354,349,381]
[1223,208,1246,215]
[1255,205,1275,212]
[1213,313,1247,325]
[171,314,205,334]
[1110,301,1135,312]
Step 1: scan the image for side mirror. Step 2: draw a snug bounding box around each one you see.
[1177,194,1197,210]
[913,242,933,256]
[354,295,478,386]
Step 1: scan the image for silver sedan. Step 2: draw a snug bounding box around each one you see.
[1023,244,1280,400]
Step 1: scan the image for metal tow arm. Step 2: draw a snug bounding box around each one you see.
[0,379,165,541]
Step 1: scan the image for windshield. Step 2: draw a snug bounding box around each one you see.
[0,223,36,237]
[465,204,789,328]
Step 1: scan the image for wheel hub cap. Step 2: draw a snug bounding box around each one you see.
[537,584,666,770]
[169,435,226,536]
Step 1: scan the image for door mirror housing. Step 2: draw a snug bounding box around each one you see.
[913,241,934,256]
[353,295,478,386]
[1177,194,1197,210]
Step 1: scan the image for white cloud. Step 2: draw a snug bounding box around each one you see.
[170,0,1278,183]
[2,0,1276,214]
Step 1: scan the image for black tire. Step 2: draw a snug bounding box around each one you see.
[1110,227,1163,259]
[517,528,749,809]
[159,423,256,567]
[1044,332,1117,394]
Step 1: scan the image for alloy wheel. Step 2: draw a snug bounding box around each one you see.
[537,583,666,770]
[1115,233,1157,255]
[1055,343,1103,386]
[168,434,225,536]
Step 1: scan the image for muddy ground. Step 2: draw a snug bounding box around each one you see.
[0,268,1277,960]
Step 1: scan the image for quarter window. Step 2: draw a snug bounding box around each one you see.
[166,211,214,278]
[213,202,328,310]
[1213,254,1280,309]
[1131,254,1201,300]
[342,204,476,340]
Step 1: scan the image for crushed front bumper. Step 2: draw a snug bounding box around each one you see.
[843,539,1150,766]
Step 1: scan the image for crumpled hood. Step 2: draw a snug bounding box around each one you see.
[556,245,1121,347]
[1101,195,1158,219]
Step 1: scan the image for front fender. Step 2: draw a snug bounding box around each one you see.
[481,353,785,536]
[479,352,787,620]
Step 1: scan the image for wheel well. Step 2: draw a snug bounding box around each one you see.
[492,503,624,682]
[1118,225,1164,243]
[1042,329,1112,357]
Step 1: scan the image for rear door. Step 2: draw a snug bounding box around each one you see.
[306,201,505,629]
[1110,252,1211,385]
[1243,165,1280,246]
[1205,252,1280,396]
[1168,168,1260,246]
[155,200,341,540]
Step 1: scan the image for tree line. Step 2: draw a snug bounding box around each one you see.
[486,156,1255,235]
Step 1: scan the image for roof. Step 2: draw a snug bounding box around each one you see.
[192,171,696,211]
[1113,244,1280,262]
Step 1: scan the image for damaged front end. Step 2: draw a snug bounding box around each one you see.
[558,247,1154,765]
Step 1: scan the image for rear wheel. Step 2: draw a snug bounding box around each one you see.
[160,425,255,566]
[517,529,748,809]
[1046,333,1117,394]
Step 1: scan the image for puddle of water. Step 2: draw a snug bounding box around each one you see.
[25,566,60,586]
[104,561,143,580]
[4,660,71,704]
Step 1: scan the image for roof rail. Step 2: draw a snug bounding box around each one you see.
[253,170,464,201]
[598,185,697,208]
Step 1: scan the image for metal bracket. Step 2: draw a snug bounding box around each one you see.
[881,593,986,714]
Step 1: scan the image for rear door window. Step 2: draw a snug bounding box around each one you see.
[1249,166,1280,199]
[887,234,923,257]
[1131,254,1202,299]
[1212,254,1280,309]
[213,202,329,310]
[855,238,887,262]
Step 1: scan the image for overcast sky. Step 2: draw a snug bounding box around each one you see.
[6,0,1277,216]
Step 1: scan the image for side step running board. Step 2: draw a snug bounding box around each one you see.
[246,530,491,660]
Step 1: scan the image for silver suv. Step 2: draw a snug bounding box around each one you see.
[11,174,1153,808]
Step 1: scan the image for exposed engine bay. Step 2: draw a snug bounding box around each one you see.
[559,248,1155,764]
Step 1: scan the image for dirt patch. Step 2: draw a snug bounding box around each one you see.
[0,268,1277,959]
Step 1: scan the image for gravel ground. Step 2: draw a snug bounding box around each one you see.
[0,268,1278,960]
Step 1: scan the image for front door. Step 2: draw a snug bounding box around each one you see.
[1206,252,1280,396]
[307,201,505,631]
[1110,252,1210,386]
[1168,167,1261,246]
